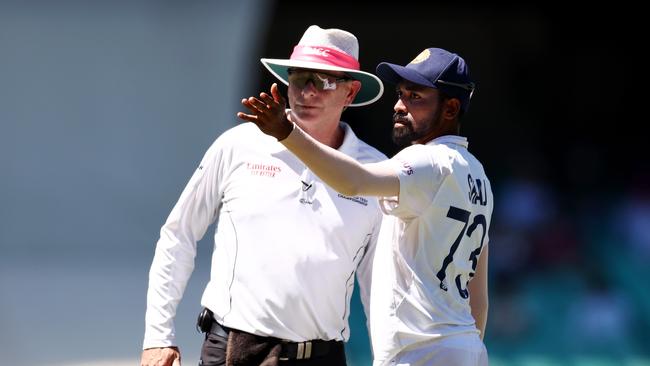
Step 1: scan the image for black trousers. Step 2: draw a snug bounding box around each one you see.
[199,331,348,366]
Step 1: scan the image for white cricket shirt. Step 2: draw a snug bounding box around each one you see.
[143,122,386,349]
[369,135,494,364]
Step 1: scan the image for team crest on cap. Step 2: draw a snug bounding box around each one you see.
[410,49,431,64]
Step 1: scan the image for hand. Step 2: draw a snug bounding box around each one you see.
[141,347,181,366]
[237,83,294,141]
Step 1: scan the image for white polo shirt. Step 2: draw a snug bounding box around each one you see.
[369,135,493,364]
[144,122,386,349]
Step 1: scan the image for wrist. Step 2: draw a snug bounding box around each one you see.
[277,119,295,142]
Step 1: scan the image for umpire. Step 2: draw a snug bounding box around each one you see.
[141,25,385,366]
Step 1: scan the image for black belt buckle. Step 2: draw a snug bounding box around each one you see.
[279,340,314,361]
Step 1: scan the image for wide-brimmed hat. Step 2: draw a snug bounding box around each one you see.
[261,25,383,107]
[376,48,475,113]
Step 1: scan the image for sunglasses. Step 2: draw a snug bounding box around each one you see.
[287,69,354,91]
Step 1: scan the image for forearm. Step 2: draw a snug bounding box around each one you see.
[144,211,203,348]
[144,235,195,348]
[282,124,398,197]
[469,294,488,340]
[467,245,489,340]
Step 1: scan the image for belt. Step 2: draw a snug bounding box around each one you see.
[208,321,342,360]
[279,339,342,361]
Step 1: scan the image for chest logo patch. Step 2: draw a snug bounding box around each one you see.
[246,162,282,178]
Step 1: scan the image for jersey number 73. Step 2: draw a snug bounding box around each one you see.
[436,205,487,299]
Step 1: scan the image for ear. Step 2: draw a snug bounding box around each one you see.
[443,98,461,120]
[344,80,362,106]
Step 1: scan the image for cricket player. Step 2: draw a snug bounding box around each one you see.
[239,47,492,366]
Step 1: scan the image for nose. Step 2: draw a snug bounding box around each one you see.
[301,79,319,97]
[394,97,407,113]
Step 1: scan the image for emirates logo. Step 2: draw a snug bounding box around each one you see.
[246,162,281,177]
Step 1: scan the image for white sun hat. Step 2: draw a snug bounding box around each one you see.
[261,25,384,107]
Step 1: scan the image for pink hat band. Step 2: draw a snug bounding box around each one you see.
[290,45,360,70]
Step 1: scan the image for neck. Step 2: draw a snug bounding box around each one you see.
[417,119,459,145]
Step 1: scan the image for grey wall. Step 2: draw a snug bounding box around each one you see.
[0,1,271,364]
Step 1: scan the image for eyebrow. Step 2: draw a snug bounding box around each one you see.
[396,84,428,92]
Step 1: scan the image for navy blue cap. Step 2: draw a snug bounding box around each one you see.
[376,48,475,113]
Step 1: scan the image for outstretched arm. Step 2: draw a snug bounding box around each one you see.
[237,83,399,197]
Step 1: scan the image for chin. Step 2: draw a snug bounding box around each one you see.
[392,126,409,137]
[294,108,320,121]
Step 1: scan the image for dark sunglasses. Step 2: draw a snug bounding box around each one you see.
[287,68,354,91]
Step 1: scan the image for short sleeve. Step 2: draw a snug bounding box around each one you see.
[380,144,449,219]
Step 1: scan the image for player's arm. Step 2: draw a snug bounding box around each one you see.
[467,244,489,340]
[282,125,397,197]
[238,83,399,197]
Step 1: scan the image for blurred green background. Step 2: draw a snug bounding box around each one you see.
[1,1,647,365]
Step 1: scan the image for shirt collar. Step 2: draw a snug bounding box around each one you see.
[424,135,468,149]
[337,121,360,157]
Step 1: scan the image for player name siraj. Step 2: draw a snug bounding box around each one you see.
[467,174,488,206]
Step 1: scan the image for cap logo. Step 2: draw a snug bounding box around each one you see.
[302,46,331,58]
[410,49,430,64]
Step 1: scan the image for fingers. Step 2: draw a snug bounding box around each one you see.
[237,83,286,129]
[171,347,181,366]
[247,96,268,112]
[236,111,257,123]
[240,96,270,115]
[237,97,266,124]
[240,98,255,113]
[140,347,179,366]
[270,83,285,106]
[241,83,284,112]
[271,82,279,100]
[259,92,275,106]
[172,356,181,366]
[257,84,285,110]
